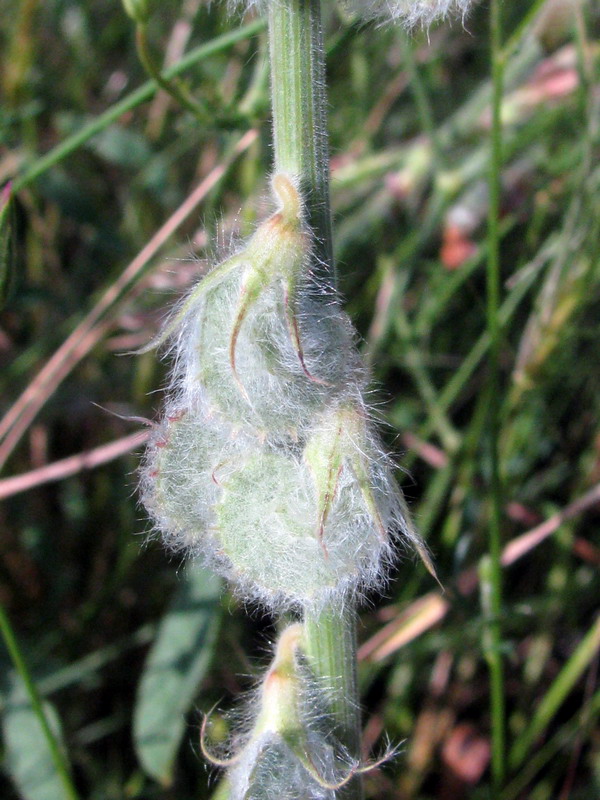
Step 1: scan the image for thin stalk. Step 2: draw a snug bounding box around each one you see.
[501,0,548,63]
[268,1,361,796]
[400,32,443,169]
[508,616,600,770]
[485,0,506,789]
[394,301,461,454]
[135,23,211,122]
[0,602,79,800]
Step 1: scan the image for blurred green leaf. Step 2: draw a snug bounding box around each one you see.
[2,677,70,800]
[56,114,153,171]
[133,565,222,785]
[89,124,153,170]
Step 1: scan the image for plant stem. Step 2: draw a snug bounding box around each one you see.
[268,0,334,281]
[304,606,363,800]
[268,0,361,796]
[486,0,506,789]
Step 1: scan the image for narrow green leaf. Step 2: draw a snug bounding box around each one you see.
[509,615,600,770]
[133,565,222,785]
[0,184,17,308]
[501,690,600,800]
[2,677,70,800]
[0,604,78,800]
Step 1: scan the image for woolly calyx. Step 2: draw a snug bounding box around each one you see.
[142,405,402,609]
[152,173,363,435]
[201,625,361,800]
[140,173,435,610]
[213,444,385,609]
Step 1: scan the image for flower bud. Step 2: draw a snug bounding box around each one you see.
[156,173,365,436]
[210,401,429,610]
[202,625,357,800]
[140,174,435,612]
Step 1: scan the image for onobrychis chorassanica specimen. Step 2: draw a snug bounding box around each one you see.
[140,174,436,612]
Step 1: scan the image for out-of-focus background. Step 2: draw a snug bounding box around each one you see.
[0,1,599,798]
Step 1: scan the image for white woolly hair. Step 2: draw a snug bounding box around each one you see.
[226,0,474,27]
[170,269,366,439]
[149,171,366,440]
[140,398,415,614]
[344,0,475,27]
[138,398,239,555]
[228,734,338,800]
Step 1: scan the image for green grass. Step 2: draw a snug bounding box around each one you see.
[0,1,599,798]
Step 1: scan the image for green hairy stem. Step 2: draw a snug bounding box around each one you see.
[269,1,362,796]
[268,0,334,280]
[304,608,364,800]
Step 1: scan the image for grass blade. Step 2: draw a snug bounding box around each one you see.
[0,604,78,800]
[509,615,600,770]
[11,19,265,193]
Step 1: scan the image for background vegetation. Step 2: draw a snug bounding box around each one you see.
[0,0,599,798]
